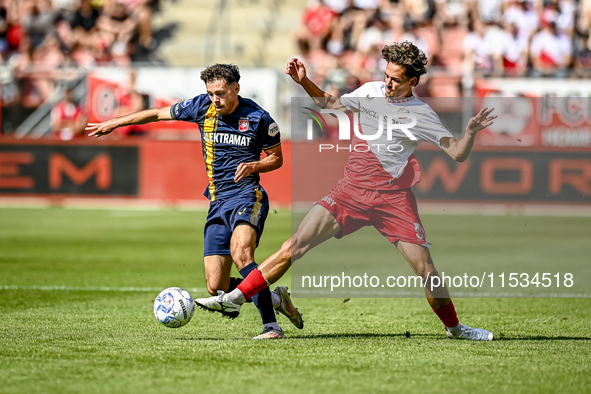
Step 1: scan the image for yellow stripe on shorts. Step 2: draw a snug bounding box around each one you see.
[249,188,263,226]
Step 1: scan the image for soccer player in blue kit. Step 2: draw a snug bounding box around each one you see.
[86,64,303,339]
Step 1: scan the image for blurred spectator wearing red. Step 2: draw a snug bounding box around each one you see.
[51,87,87,140]
[116,69,148,137]
[295,0,338,55]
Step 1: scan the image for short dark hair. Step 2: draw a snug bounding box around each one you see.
[381,41,428,86]
[200,63,241,84]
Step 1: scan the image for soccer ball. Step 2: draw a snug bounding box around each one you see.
[153,287,195,328]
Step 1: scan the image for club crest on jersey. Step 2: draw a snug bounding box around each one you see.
[239,119,249,132]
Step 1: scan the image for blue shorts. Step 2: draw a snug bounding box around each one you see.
[203,187,270,257]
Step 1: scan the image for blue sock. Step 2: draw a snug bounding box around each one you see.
[239,262,259,302]
[239,262,277,325]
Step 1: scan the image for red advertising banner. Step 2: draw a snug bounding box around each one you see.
[474,81,591,149]
[290,141,591,205]
[2,138,588,206]
[412,147,591,203]
[0,139,292,206]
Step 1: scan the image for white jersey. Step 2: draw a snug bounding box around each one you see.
[339,82,453,189]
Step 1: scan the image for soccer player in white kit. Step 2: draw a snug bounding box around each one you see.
[195,42,497,341]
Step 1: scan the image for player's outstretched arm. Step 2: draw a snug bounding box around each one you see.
[286,58,350,112]
[440,107,496,162]
[86,106,172,137]
[234,145,283,183]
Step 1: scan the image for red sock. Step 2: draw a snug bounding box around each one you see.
[432,301,459,328]
[237,268,268,300]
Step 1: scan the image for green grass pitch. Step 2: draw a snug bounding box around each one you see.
[0,207,590,394]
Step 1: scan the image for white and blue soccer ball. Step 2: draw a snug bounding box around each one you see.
[153,287,195,328]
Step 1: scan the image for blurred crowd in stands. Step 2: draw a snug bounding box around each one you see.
[295,0,591,96]
[0,0,158,111]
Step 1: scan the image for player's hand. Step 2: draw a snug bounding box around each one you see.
[234,162,256,183]
[86,120,119,138]
[467,107,496,134]
[286,58,307,85]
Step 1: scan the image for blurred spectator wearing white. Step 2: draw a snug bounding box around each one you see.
[434,0,467,26]
[503,0,540,39]
[498,21,529,76]
[530,13,572,77]
[542,0,575,38]
[467,0,504,25]
[462,18,494,75]
[353,0,380,12]
[324,0,349,14]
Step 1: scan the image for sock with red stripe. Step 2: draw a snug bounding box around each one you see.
[236,266,269,301]
[432,301,459,328]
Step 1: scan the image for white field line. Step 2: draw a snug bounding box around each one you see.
[0,285,207,293]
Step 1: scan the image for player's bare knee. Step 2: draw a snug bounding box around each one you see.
[413,261,437,279]
[423,268,441,286]
[231,250,254,269]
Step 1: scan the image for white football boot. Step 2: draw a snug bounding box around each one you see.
[194,291,241,319]
[446,324,494,341]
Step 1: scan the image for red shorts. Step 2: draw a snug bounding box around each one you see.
[316,180,429,248]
